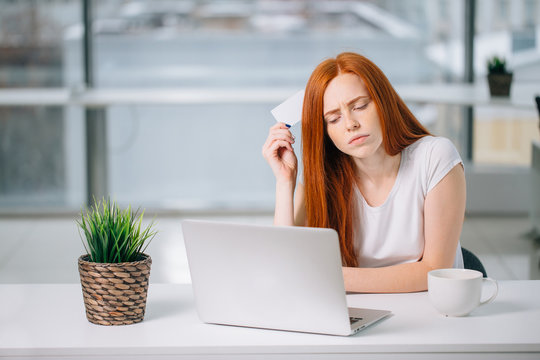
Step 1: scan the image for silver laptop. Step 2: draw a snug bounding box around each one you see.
[181,219,391,336]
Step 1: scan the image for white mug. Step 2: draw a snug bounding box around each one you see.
[428,268,498,317]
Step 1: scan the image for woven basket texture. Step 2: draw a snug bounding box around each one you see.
[78,254,151,326]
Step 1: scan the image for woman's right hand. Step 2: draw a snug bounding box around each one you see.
[262,123,298,183]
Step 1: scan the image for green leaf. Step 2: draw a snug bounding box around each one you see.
[76,197,157,264]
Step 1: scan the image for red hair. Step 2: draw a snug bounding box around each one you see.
[302,52,430,267]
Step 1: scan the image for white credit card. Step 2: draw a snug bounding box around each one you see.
[270,89,304,127]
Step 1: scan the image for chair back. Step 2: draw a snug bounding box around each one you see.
[535,96,540,132]
[462,247,487,278]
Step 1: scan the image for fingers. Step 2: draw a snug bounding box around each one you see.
[262,138,294,160]
[271,122,290,130]
[262,128,296,164]
[263,124,295,151]
[269,123,295,143]
[262,123,298,181]
[270,130,295,144]
[269,139,294,154]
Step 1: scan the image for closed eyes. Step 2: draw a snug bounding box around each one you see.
[353,103,368,111]
[325,101,369,123]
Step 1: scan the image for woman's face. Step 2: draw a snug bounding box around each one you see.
[322,73,384,160]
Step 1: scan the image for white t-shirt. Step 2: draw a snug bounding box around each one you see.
[354,136,464,268]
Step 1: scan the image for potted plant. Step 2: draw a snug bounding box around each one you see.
[487,55,513,97]
[77,198,157,326]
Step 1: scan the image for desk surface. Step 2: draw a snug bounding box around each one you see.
[1,281,539,359]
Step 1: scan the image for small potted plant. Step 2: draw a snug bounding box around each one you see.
[487,55,513,97]
[77,198,157,326]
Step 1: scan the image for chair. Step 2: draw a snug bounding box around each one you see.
[533,96,540,238]
[534,95,540,130]
[462,247,487,278]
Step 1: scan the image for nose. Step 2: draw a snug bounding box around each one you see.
[343,111,360,130]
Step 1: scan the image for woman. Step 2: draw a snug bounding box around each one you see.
[262,52,466,293]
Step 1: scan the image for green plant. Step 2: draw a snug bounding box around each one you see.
[77,198,157,263]
[487,55,510,75]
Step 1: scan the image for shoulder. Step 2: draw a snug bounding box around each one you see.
[406,135,453,151]
[407,136,463,194]
[405,136,460,163]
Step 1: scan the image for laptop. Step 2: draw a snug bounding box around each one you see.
[181,219,391,336]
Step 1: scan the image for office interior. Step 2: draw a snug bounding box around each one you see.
[0,0,539,285]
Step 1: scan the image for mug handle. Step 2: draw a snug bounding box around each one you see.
[480,277,499,306]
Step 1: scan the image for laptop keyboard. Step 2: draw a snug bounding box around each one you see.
[350,317,363,324]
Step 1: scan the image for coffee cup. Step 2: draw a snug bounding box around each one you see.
[428,268,498,317]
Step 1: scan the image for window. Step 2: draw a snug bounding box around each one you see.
[2,0,538,211]
[90,0,466,209]
[474,0,540,165]
[0,0,83,208]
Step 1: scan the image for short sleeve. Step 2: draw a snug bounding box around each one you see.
[426,137,463,194]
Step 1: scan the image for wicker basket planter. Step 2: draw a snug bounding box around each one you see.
[78,254,152,326]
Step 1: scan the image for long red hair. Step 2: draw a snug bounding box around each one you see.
[302,52,430,267]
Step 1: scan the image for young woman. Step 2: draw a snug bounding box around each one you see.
[262,52,466,293]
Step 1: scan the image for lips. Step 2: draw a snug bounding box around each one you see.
[348,135,369,145]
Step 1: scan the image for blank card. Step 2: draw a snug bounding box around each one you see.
[270,90,304,127]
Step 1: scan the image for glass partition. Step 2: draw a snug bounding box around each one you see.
[0,0,84,209]
[473,0,540,165]
[88,0,466,209]
[2,0,538,211]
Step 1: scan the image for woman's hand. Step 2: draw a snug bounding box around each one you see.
[262,123,298,183]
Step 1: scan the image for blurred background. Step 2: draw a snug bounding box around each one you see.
[0,0,539,283]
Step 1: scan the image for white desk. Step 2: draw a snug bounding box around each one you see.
[1,281,539,359]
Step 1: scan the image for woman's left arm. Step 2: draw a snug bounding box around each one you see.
[343,163,466,293]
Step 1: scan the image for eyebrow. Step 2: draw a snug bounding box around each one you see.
[323,95,370,118]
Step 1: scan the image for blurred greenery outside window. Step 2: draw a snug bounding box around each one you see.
[0,0,539,210]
